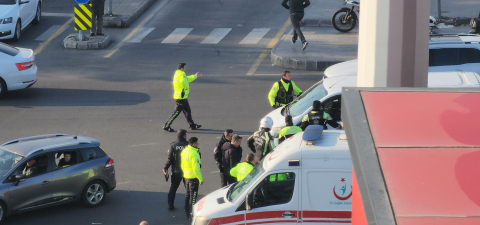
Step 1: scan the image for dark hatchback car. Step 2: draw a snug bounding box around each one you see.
[0,134,116,222]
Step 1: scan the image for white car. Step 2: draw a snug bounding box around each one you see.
[0,0,41,41]
[324,34,480,78]
[267,72,480,138]
[0,42,37,96]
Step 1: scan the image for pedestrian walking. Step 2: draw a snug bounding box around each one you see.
[214,129,234,187]
[230,153,255,182]
[181,137,203,220]
[164,63,203,132]
[163,129,188,211]
[90,0,105,36]
[268,71,302,109]
[281,0,310,50]
[247,117,275,163]
[221,134,243,185]
[278,115,302,144]
[300,100,340,130]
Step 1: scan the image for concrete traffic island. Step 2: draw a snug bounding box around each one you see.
[62,33,111,50]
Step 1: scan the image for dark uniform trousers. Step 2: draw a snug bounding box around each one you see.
[165,99,194,128]
[290,12,306,43]
[223,173,236,186]
[90,0,104,34]
[168,173,185,206]
[185,178,199,215]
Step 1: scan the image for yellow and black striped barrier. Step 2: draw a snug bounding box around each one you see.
[74,4,92,31]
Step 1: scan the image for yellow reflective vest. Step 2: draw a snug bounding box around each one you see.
[181,145,203,182]
[173,70,197,99]
[278,125,302,140]
[268,80,302,107]
[230,162,254,181]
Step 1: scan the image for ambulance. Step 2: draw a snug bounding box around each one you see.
[191,125,352,225]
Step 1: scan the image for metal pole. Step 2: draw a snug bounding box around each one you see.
[436,0,441,19]
[108,0,112,16]
[78,30,82,41]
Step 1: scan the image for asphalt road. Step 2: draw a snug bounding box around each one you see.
[0,0,320,224]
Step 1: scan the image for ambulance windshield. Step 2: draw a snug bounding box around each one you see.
[227,164,265,202]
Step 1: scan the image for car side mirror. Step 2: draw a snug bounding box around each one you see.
[20,0,30,4]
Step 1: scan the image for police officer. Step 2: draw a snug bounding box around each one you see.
[163,129,188,211]
[221,134,243,185]
[278,115,302,144]
[268,71,302,109]
[164,63,203,132]
[181,137,203,220]
[213,129,233,187]
[230,153,255,181]
[247,117,275,164]
[300,100,340,130]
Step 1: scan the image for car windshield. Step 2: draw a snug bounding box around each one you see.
[285,80,327,117]
[0,0,16,5]
[227,163,265,202]
[0,149,24,178]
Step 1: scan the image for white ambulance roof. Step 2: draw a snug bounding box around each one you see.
[263,126,351,171]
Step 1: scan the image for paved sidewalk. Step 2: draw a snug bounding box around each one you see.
[301,0,344,27]
[271,27,358,71]
[271,0,358,71]
[103,0,156,27]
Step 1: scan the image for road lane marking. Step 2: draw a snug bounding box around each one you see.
[35,25,68,41]
[104,0,171,58]
[240,28,270,44]
[246,18,291,76]
[200,28,232,44]
[34,16,74,55]
[42,12,74,17]
[130,142,160,147]
[127,27,155,43]
[161,28,193,44]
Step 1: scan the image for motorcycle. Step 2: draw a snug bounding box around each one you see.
[331,0,359,33]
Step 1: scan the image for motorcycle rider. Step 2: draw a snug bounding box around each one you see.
[247,117,275,163]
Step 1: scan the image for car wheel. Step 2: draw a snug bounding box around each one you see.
[0,201,6,223]
[32,4,41,24]
[81,181,106,208]
[12,21,20,42]
[0,79,7,98]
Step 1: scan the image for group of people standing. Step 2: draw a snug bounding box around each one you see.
[160,61,341,220]
[162,123,274,220]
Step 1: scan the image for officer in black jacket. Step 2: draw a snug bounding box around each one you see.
[163,129,188,210]
[221,134,243,185]
[282,0,311,50]
[213,129,233,187]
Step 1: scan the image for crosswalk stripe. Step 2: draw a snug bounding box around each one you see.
[240,28,271,44]
[127,27,155,43]
[35,25,68,41]
[200,28,232,44]
[161,28,193,44]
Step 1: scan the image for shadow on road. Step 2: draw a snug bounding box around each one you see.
[4,190,201,225]
[0,88,151,107]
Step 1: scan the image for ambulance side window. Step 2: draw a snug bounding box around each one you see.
[250,172,295,209]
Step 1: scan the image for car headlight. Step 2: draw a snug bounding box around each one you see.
[3,17,13,24]
[194,216,211,225]
[271,127,281,137]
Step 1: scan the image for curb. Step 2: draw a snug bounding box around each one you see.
[270,35,341,71]
[301,19,332,27]
[103,0,157,28]
[63,33,111,50]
